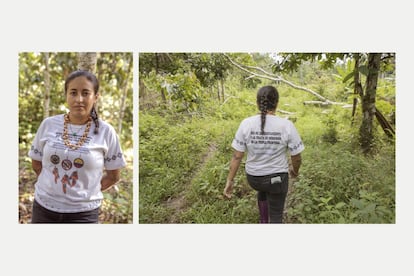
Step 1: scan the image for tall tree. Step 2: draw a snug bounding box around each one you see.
[78,52,97,72]
[77,52,98,111]
[272,52,394,154]
[42,52,51,119]
[118,54,133,134]
[360,53,381,153]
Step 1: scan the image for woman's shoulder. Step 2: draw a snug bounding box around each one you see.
[97,119,117,133]
[270,116,297,130]
[270,115,290,123]
[41,114,64,125]
[239,114,261,125]
[243,114,261,122]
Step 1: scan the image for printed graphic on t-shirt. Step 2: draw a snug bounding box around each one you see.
[246,130,284,156]
[49,131,91,194]
[250,131,282,145]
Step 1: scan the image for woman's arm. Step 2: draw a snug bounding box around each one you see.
[289,153,302,178]
[101,169,121,191]
[223,150,244,198]
[32,160,42,177]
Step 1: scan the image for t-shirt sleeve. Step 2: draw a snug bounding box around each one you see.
[287,121,305,155]
[28,119,48,161]
[231,121,247,152]
[104,125,127,170]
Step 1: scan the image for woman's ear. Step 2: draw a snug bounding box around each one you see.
[94,93,100,102]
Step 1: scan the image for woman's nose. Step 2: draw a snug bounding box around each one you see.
[76,94,84,102]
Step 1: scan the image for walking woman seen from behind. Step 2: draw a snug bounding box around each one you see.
[223,85,304,223]
[29,70,126,223]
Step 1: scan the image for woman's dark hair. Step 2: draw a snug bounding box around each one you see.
[64,70,100,134]
[257,85,279,134]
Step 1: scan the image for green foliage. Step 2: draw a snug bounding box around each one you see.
[101,163,133,223]
[139,114,214,207]
[273,53,351,73]
[287,142,395,223]
[190,53,231,87]
[321,114,338,144]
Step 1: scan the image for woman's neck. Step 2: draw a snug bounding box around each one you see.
[68,113,90,125]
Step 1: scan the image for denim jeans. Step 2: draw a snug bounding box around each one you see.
[246,172,289,223]
[31,199,99,223]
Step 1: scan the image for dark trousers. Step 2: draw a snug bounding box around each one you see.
[246,173,289,223]
[31,199,99,223]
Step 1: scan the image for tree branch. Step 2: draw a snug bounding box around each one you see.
[223,54,346,106]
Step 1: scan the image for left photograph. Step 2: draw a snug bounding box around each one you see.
[19,52,133,224]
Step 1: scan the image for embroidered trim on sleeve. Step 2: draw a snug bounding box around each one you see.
[105,152,124,163]
[289,141,303,152]
[31,145,43,157]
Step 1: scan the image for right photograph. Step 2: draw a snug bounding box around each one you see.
[138,53,395,224]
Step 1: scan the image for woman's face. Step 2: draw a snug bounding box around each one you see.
[66,76,98,121]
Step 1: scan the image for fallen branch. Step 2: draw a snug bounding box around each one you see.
[303,101,352,108]
[223,54,346,106]
[375,107,395,137]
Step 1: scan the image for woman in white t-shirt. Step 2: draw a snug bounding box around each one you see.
[223,85,304,223]
[29,70,126,223]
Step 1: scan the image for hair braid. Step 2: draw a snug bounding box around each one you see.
[259,94,267,135]
[90,105,99,134]
[256,86,280,135]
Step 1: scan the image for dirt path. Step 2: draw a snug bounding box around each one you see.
[164,143,217,223]
[283,177,296,222]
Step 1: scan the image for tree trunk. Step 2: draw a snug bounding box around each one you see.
[77,53,98,111]
[217,81,221,102]
[351,53,363,124]
[359,53,381,154]
[77,52,97,72]
[118,55,132,134]
[139,78,146,99]
[43,53,50,119]
[220,79,225,102]
[155,53,167,103]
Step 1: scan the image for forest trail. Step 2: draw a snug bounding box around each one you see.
[164,143,218,223]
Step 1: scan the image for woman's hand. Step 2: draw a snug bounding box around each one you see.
[32,160,42,177]
[289,153,302,182]
[101,169,121,191]
[224,150,244,199]
[223,179,234,199]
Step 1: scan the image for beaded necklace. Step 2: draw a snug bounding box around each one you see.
[62,113,92,150]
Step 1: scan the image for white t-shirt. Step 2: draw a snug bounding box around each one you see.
[29,114,126,213]
[232,114,304,176]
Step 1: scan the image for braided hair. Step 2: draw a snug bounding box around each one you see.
[257,86,279,134]
[64,70,100,134]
